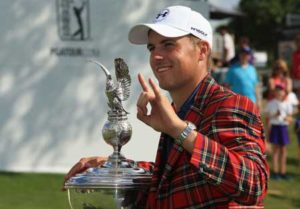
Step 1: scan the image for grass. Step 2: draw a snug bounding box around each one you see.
[0,172,68,209]
[0,118,299,209]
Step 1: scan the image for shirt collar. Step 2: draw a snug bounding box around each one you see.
[176,82,202,119]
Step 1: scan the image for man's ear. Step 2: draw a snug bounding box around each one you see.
[198,41,209,61]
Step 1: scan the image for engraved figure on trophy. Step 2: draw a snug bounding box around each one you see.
[88,58,131,114]
[88,58,133,168]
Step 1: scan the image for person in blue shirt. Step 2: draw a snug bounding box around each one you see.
[225,48,261,110]
[230,36,255,65]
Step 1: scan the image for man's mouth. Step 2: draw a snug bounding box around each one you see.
[156,66,171,73]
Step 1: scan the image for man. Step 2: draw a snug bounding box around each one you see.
[225,48,262,110]
[219,26,236,67]
[230,36,254,65]
[64,6,268,208]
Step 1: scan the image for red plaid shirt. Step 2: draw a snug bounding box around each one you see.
[137,75,269,209]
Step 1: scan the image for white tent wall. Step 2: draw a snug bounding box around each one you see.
[0,0,209,173]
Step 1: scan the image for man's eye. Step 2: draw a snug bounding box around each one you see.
[147,46,154,52]
[164,42,174,47]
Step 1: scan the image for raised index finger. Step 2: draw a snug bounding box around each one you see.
[138,73,150,92]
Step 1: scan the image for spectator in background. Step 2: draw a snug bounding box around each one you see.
[294,105,300,166]
[230,36,255,65]
[224,48,261,109]
[265,85,293,180]
[292,34,300,97]
[218,26,235,67]
[265,59,297,157]
[267,58,292,101]
[268,59,299,114]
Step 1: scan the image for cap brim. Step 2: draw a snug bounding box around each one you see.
[128,23,189,44]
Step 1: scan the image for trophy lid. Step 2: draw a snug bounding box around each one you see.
[64,166,152,189]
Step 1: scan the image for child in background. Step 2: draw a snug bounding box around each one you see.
[294,105,300,166]
[265,85,293,180]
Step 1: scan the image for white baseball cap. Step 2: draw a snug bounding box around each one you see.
[128,5,213,48]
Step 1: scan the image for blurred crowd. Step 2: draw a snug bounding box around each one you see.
[210,28,300,180]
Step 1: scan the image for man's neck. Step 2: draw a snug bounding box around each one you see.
[170,72,207,111]
[241,62,249,68]
[171,91,190,112]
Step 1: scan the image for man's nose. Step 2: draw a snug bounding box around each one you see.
[151,48,164,60]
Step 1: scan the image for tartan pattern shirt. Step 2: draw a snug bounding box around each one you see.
[137,75,269,209]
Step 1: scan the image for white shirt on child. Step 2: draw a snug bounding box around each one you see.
[265,98,293,125]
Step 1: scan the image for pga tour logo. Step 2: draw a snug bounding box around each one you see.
[56,0,90,41]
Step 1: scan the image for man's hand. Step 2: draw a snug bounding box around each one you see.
[62,156,107,191]
[136,73,185,138]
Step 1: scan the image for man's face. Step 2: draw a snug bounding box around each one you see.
[239,52,250,64]
[146,31,204,93]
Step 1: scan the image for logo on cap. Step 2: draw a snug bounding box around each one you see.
[191,27,208,36]
[155,9,169,22]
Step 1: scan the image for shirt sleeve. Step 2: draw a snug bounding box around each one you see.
[287,102,293,115]
[190,95,268,205]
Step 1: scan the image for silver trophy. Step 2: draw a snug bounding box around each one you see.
[64,58,152,209]
[88,58,132,168]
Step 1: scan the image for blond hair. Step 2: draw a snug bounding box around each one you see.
[272,58,289,77]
